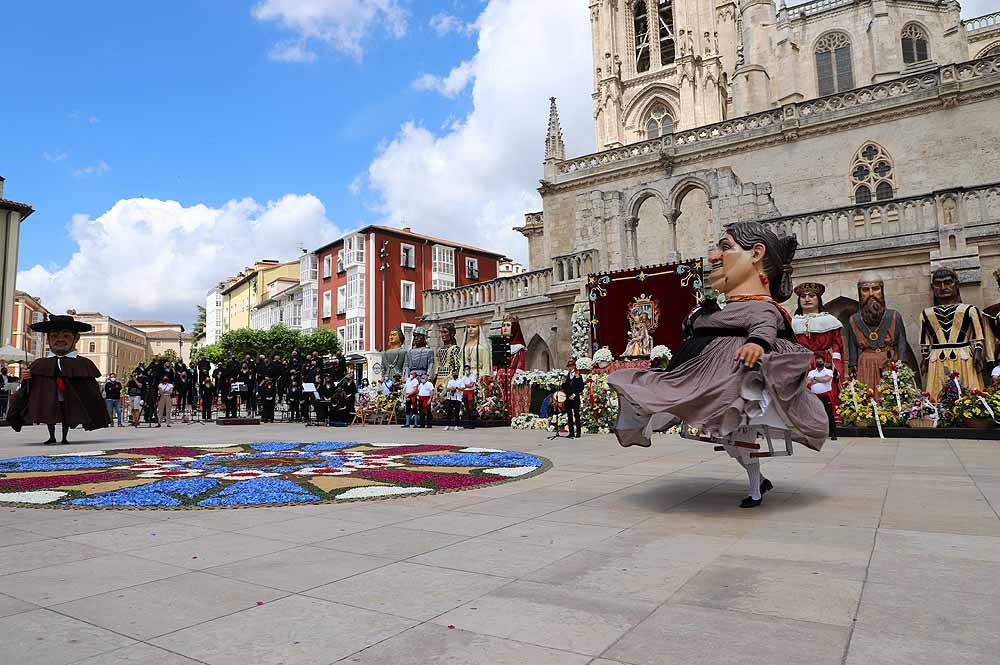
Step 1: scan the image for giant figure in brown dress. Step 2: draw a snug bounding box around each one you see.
[609,221,828,508]
[7,315,111,444]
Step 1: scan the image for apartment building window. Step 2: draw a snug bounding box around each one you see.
[89,342,95,353]
[322,291,332,319]
[302,255,319,282]
[400,243,415,269]
[432,245,456,290]
[292,303,302,327]
[402,323,416,348]
[337,326,346,345]
[322,255,333,279]
[401,280,416,310]
[337,286,347,314]
[465,257,479,279]
[346,271,364,311]
[337,250,345,273]
[345,235,365,267]
[345,318,365,353]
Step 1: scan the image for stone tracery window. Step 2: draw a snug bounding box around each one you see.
[901,24,929,65]
[644,104,674,139]
[815,32,854,96]
[634,1,650,73]
[984,43,1000,58]
[657,0,675,65]
[851,143,895,205]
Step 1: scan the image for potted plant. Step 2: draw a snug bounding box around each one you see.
[575,357,594,375]
[906,392,938,428]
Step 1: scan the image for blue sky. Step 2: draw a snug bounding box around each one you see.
[2,1,479,271]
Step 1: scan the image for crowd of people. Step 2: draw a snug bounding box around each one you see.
[105,350,368,427]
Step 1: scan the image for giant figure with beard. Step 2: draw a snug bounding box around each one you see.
[918,267,995,392]
[846,273,914,388]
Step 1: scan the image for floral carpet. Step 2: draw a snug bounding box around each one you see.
[0,441,549,509]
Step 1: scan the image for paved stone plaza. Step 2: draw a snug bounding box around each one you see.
[0,424,997,664]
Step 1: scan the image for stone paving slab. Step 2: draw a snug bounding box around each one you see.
[0,424,996,664]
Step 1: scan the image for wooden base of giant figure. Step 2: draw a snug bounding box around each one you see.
[608,222,828,508]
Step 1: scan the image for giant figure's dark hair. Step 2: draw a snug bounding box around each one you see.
[723,221,798,301]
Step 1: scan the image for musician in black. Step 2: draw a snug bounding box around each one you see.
[259,377,277,423]
[287,377,303,422]
[317,375,336,424]
[562,360,584,438]
[200,377,217,421]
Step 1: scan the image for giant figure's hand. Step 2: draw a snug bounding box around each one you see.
[735,343,765,368]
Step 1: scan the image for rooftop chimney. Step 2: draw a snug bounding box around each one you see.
[402,226,412,233]
[0,175,5,199]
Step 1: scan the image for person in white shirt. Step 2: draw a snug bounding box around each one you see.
[402,370,419,428]
[992,362,1000,386]
[461,364,477,430]
[444,370,465,431]
[807,357,837,440]
[156,376,175,427]
[416,373,435,428]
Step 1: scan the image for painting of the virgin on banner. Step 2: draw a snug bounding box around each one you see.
[588,260,702,359]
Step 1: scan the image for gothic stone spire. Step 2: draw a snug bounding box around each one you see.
[545,97,566,161]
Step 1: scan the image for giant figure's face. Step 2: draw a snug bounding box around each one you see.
[798,292,820,315]
[707,233,764,296]
[388,329,402,349]
[932,273,960,305]
[47,331,78,355]
[441,327,454,345]
[467,326,480,342]
[858,282,886,326]
[413,333,426,348]
[501,319,512,336]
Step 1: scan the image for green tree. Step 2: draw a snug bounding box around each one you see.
[191,305,206,337]
[156,349,179,363]
[218,328,263,360]
[192,343,224,364]
[261,325,303,358]
[303,327,342,356]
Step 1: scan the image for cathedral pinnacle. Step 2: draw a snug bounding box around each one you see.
[544,97,566,162]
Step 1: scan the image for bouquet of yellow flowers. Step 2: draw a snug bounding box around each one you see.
[953,389,1000,425]
[837,379,872,425]
[876,363,920,427]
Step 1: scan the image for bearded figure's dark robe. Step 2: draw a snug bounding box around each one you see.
[7,355,111,431]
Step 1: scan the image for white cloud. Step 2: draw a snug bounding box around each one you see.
[17,195,342,324]
[412,60,476,97]
[88,115,100,125]
[348,174,364,195]
[252,0,407,60]
[269,40,318,63]
[429,12,468,36]
[73,161,111,177]
[42,151,69,162]
[367,0,593,262]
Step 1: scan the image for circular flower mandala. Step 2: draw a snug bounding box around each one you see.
[0,442,549,509]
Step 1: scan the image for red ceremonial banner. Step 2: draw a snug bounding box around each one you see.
[587,259,702,358]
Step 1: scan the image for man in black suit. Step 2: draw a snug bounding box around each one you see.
[562,360,584,438]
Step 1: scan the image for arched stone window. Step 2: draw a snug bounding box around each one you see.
[851,143,896,205]
[984,42,1000,58]
[901,24,930,64]
[634,1,650,73]
[657,0,675,65]
[815,32,854,96]
[644,104,674,139]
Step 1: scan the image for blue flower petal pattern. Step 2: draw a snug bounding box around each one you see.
[66,478,219,507]
[197,477,321,506]
[405,452,544,468]
[0,456,133,473]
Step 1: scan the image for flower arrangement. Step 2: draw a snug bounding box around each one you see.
[837,379,873,425]
[906,392,939,427]
[936,372,963,427]
[571,302,591,360]
[580,373,619,434]
[574,356,594,372]
[875,363,920,427]
[593,347,615,367]
[476,378,508,421]
[511,413,567,432]
[649,345,673,369]
[511,369,564,389]
[953,389,1000,425]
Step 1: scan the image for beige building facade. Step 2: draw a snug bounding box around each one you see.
[422,0,1000,368]
[0,177,33,348]
[124,320,193,364]
[72,311,148,378]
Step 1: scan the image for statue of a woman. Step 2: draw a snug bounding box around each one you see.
[462,319,492,379]
[380,328,407,381]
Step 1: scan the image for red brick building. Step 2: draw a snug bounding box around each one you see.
[9,290,49,372]
[313,226,506,376]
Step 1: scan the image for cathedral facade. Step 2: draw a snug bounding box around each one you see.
[422,0,1000,370]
